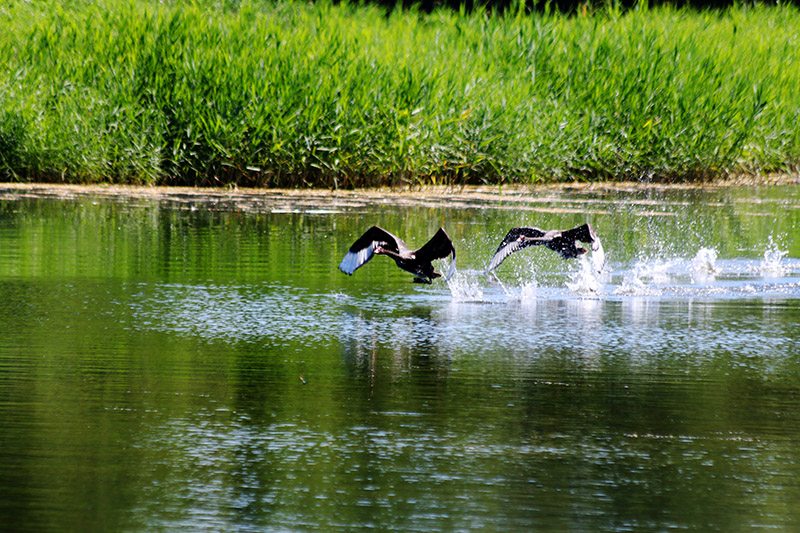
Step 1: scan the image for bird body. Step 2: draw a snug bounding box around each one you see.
[487,223,604,274]
[339,226,456,283]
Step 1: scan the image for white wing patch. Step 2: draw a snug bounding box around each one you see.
[445,252,457,281]
[338,241,378,275]
[591,236,606,273]
[486,240,522,274]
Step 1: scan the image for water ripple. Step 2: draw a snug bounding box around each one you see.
[131,256,800,373]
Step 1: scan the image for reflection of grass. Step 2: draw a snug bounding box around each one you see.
[1,1,799,187]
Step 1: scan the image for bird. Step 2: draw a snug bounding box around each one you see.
[339,226,456,284]
[486,223,605,274]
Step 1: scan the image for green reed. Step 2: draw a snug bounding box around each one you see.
[1,0,798,187]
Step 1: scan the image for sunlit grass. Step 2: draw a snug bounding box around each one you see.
[1,0,798,187]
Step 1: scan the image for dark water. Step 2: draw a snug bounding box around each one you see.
[1,185,800,531]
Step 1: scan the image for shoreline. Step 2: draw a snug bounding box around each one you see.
[0,175,798,206]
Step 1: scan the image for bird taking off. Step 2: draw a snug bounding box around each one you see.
[486,223,605,274]
[339,226,457,284]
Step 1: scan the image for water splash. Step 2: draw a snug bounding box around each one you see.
[615,272,662,296]
[692,247,719,283]
[329,291,350,302]
[447,270,485,301]
[760,235,788,277]
[449,238,797,302]
[566,255,604,295]
[614,259,665,296]
[519,281,538,303]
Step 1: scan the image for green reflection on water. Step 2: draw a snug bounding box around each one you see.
[1,186,799,531]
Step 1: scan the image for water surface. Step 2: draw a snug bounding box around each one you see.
[1,184,799,531]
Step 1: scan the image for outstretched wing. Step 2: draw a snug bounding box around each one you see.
[414,228,457,280]
[338,226,402,275]
[562,223,605,272]
[560,223,597,245]
[485,227,547,273]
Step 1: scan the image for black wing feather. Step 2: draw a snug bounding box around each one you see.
[414,228,457,280]
[414,228,454,262]
[559,223,597,245]
[338,226,404,275]
[348,226,403,254]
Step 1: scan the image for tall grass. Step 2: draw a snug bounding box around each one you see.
[1,0,798,187]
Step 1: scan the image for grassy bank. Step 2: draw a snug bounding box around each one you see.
[1,0,799,187]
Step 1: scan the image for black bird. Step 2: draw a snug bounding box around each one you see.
[486,223,604,274]
[339,226,456,284]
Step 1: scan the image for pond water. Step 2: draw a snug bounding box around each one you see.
[1,183,800,531]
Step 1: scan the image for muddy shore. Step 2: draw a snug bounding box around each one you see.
[1,175,798,212]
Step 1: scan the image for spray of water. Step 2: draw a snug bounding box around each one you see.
[615,267,662,296]
[446,229,794,301]
[446,269,540,303]
[760,235,788,277]
[446,270,485,301]
[614,256,669,296]
[519,281,538,302]
[566,254,604,295]
[692,247,719,283]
